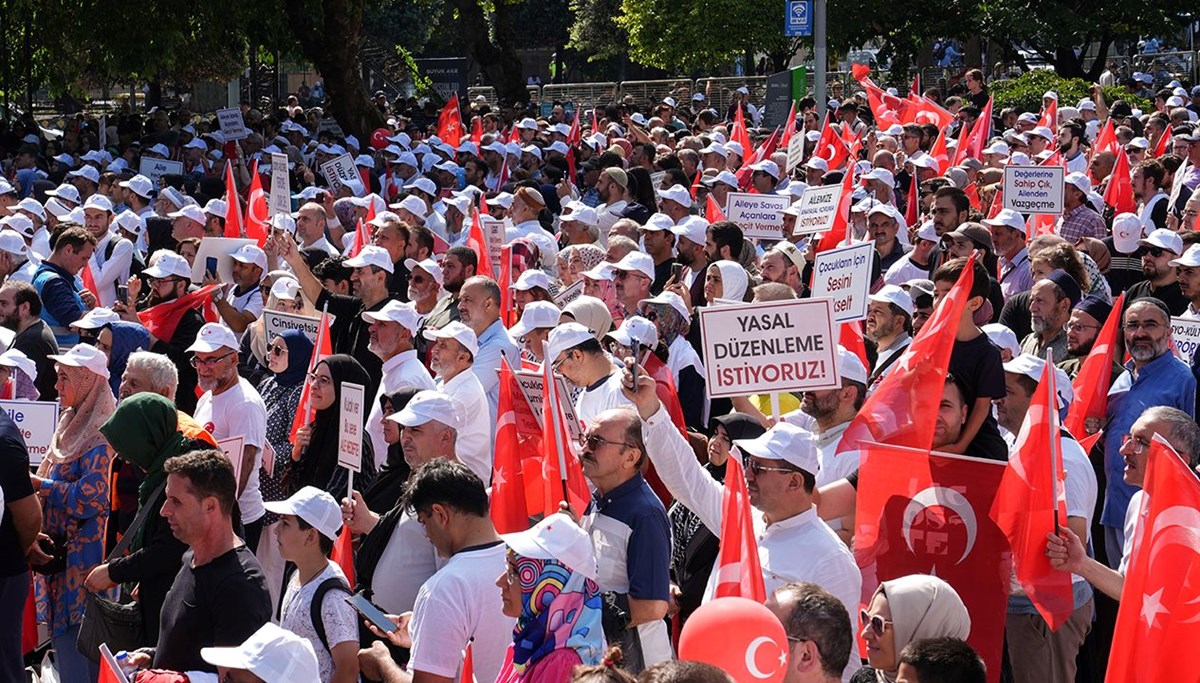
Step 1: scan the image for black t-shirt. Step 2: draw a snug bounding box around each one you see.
[652,257,677,295]
[0,411,33,575]
[13,320,59,401]
[1103,237,1146,296]
[153,545,272,672]
[998,290,1033,341]
[1124,279,1190,317]
[948,333,1009,461]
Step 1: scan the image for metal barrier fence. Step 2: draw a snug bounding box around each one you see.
[695,76,766,116]
[618,79,694,111]
[541,82,620,109]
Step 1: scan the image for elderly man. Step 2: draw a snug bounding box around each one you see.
[457,275,518,422]
[761,241,807,298]
[1058,173,1107,241]
[363,300,436,470]
[1021,270,1079,360]
[1058,296,1121,385]
[1100,299,1196,568]
[984,209,1032,300]
[424,322,492,482]
[168,204,207,242]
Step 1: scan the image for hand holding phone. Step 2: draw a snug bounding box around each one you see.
[205,257,219,279]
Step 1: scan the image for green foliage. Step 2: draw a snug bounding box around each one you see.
[614,0,777,73]
[989,70,1150,115]
[396,46,435,95]
[567,0,627,62]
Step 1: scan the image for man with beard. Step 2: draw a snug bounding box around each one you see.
[423,321,492,482]
[1020,270,1078,360]
[0,281,58,399]
[867,205,909,272]
[362,300,435,470]
[1132,159,1170,233]
[596,168,631,238]
[1124,229,1189,314]
[668,217,710,289]
[760,241,807,298]
[1099,298,1195,569]
[424,246,473,331]
[116,250,203,412]
[1058,296,1122,386]
[1058,120,1088,174]
[188,323,269,551]
[863,286,913,393]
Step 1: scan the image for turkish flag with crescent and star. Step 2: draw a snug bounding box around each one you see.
[855,442,1011,683]
[1106,437,1200,683]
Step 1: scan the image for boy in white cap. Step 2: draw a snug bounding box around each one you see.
[266,487,359,683]
[201,622,320,683]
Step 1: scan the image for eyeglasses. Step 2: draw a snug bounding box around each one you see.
[269,345,288,356]
[551,352,573,373]
[580,433,633,450]
[505,562,520,584]
[306,373,333,387]
[190,351,236,368]
[1122,433,1150,455]
[860,609,893,637]
[745,459,797,477]
[1065,321,1099,333]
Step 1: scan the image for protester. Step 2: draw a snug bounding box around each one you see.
[853,575,971,683]
[767,582,855,683]
[292,354,377,497]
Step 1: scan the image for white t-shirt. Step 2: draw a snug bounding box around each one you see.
[371,508,443,615]
[193,377,268,523]
[438,370,494,483]
[409,543,514,683]
[226,284,265,319]
[1120,489,1144,576]
[1061,437,1098,584]
[575,371,635,427]
[280,562,359,683]
[367,350,436,470]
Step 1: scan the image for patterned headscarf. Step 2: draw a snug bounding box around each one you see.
[511,554,605,672]
[40,363,117,469]
[642,300,689,345]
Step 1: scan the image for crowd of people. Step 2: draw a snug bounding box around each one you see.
[0,62,1198,683]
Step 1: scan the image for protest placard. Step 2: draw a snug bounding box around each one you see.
[138,157,184,186]
[1003,165,1064,215]
[553,279,584,307]
[0,399,59,466]
[320,153,360,195]
[318,117,345,139]
[216,107,249,140]
[512,370,584,445]
[1171,316,1200,361]
[269,153,290,216]
[810,241,874,322]
[699,298,840,398]
[338,382,365,472]
[785,132,805,174]
[791,184,844,236]
[724,192,791,240]
[190,237,256,284]
[264,310,336,343]
[217,435,245,486]
[480,215,508,276]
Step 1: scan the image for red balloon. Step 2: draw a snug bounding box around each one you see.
[370,127,392,150]
[678,597,789,683]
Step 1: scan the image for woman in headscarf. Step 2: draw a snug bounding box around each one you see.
[290,354,377,498]
[96,321,151,396]
[561,295,614,342]
[257,329,315,506]
[360,387,419,514]
[702,260,749,304]
[574,246,624,327]
[29,344,118,682]
[0,347,41,399]
[240,274,314,386]
[494,513,606,682]
[852,574,971,682]
[638,296,709,431]
[83,393,208,645]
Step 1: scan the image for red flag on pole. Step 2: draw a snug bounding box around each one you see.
[492,357,532,533]
[1038,98,1057,130]
[963,181,982,211]
[705,194,727,223]
[814,117,850,170]
[1151,126,1172,158]
[690,169,703,200]
[81,261,100,300]
[836,253,976,453]
[731,105,752,163]
[462,641,477,683]
[839,320,870,370]
[961,97,993,162]
[244,160,269,247]
[467,210,494,286]
[289,306,332,443]
[1104,149,1137,214]
[816,166,856,254]
[951,115,973,167]
[856,443,1011,682]
[928,126,951,175]
[990,358,1073,630]
[778,100,798,149]
[137,284,223,342]
[499,246,516,327]
[714,454,766,602]
[905,170,920,227]
[436,94,464,148]
[224,161,242,238]
[1106,438,1200,683]
[346,218,370,259]
[1093,119,1118,157]
[470,116,484,145]
[1064,292,1123,449]
[331,524,355,586]
[910,72,920,96]
[539,361,590,517]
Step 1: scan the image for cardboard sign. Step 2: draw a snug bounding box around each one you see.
[138,157,184,185]
[785,132,805,174]
[217,435,246,486]
[553,279,585,307]
[1003,165,1064,215]
[699,298,840,398]
[792,184,845,235]
[269,153,291,216]
[650,171,667,190]
[512,370,584,446]
[480,215,508,277]
[724,192,791,240]
[810,241,875,322]
[264,310,336,343]
[216,107,249,141]
[1171,316,1200,361]
[338,382,365,472]
[190,237,257,285]
[320,153,360,196]
[0,399,59,466]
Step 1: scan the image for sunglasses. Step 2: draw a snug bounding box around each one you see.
[860,609,893,637]
[1134,246,1168,258]
[269,345,288,356]
[745,459,797,477]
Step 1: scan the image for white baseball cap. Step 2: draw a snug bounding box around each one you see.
[657,184,693,208]
[15,197,45,220]
[982,208,1027,233]
[867,284,914,318]
[46,184,81,205]
[510,300,562,338]
[0,231,27,258]
[1170,244,1200,268]
[168,204,206,225]
[114,210,146,237]
[836,345,868,385]
[1111,213,1143,254]
[749,160,781,180]
[982,323,1021,359]
[502,512,599,580]
[638,291,689,320]
[1064,172,1091,194]
[1002,354,1074,409]
[485,192,514,209]
[699,142,728,158]
[71,307,121,331]
[640,213,675,233]
[704,170,740,189]
[1127,137,1151,150]
[982,141,1010,157]
[362,300,423,333]
[343,245,395,273]
[230,244,268,272]
[1139,228,1184,255]
[546,322,596,362]
[734,422,819,475]
[580,262,615,282]
[119,174,155,199]
[804,157,830,172]
[142,250,192,280]
[562,206,599,227]
[404,258,444,286]
[270,213,297,234]
[606,315,658,349]
[263,486,343,541]
[611,252,655,280]
[48,343,110,380]
[1031,126,1055,142]
[389,389,461,430]
[511,269,553,292]
[670,216,709,246]
[390,195,428,220]
[203,198,228,218]
[862,167,895,187]
[201,623,319,683]
[0,214,33,238]
[404,177,438,197]
[68,165,100,184]
[82,194,113,213]
[270,277,301,301]
[186,323,240,354]
[725,141,744,158]
[0,348,36,383]
[422,320,479,357]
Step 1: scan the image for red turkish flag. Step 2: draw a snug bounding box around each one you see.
[855,443,1011,682]
[1038,99,1057,130]
[346,218,370,259]
[224,160,242,238]
[714,454,766,602]
[467,209,493,277]
[289,306,332,443]
[1107,438,1200,683]
[98,652,124,683]
[81,261,100,300]
[1093,119,1119,157]
[861,79,901,129]
[436,94,464,148]
[470,116,484,145]
[332,524,355,587]
[730,105,752,162]
[964,181,982,211]
[839,320,869,370]
[690,169,703,200]
[735,126,781,191]
[462,641,477,683]
[1104,149,1137,215]
[851,63,871,82]
[928,126,951,175]
[905,169,919,227]
[990,360,1072,630]
[814,118,850,169]
[836,253,976,453]
[960,97,993,162]
[705,194,727,223]
[244,160,269,247]
[499,246,516,327]
[1151,126,1172,158]
[539,360,590,517]
[815,167,855,254]
[492,357,533,533]
[1064,292,1123,441]
[951,115,973,168]
[137,284,223,342]
[778,100,798,149]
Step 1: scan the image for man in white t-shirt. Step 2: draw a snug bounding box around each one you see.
[189,322,269,551]
[266,486,359,683]
[546,322,631,427]
[357,460,514,683]
[212,243,267,336]
[424,322,493,482]
[363,300,436,470]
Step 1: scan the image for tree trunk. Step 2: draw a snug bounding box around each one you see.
[284,0,385,139]
[453,0,526,103]
[1052,46,1086,80]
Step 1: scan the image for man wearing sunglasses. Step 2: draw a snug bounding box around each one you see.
[1123,229,1188,315]
[627,360,861,681]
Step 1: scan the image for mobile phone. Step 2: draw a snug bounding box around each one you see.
[345,593,399,633]
[670,262,683,283]
[205,257,219,279]
[630,339,641,389]
[117,285,128,305]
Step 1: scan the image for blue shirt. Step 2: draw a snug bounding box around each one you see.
[32,260,85,347]
[470,318,518,424]
[584,473,671,602]
[1101,351,1196,526]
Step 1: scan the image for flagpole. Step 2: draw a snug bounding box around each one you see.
[544,355,571,506]
[297,302,330,460]
[1046,348,1061,533]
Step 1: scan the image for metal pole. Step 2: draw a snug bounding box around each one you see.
[814,0,826,107]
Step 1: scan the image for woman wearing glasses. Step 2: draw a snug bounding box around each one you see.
[852,574,970,682]
[290,354,377,498]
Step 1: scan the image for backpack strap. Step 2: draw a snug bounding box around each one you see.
[310,576,353,653]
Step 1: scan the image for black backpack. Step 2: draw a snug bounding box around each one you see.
[310,576,354,653]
